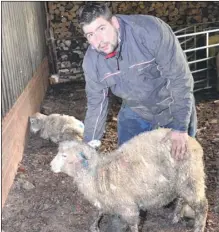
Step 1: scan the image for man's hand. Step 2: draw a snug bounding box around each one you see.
[162,130,188,160]
[88,140,102,149]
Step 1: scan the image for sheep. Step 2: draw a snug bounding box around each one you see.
[50,128,208,232]
[29,112,84,143]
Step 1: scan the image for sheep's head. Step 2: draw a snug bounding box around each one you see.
[50,140,98,177]
[29,112,47,133]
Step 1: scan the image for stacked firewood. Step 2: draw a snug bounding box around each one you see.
[46,1,219,82]
[48,2,219,39]
[48,1,83,38]
[55,37,88,79]
[113,2,219,26]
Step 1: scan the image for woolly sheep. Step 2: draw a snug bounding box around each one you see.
[29,112,84,143]
[50,128,208,232]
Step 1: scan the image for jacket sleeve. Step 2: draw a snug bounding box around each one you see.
[143,17,194,132]
[82,55,109,143]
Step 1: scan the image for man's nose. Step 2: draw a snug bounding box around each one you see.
[94,33,103,46]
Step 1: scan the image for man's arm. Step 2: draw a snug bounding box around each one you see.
[82,57,109,143]
[143,17,194,132]
[141,16,194,159]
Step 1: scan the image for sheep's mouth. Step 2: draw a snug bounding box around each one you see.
[50,164,62,173]
[51,168,61,173]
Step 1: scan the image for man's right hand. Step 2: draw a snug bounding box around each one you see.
[88,140,102,149]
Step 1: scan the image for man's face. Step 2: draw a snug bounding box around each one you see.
[83,16,119,54]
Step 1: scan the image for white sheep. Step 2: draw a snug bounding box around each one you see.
[29,112,84,143]
[50,128,208,232]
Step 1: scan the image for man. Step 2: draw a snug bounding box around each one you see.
[79,3,197,160]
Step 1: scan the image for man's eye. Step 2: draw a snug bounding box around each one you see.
[100,27,105,31]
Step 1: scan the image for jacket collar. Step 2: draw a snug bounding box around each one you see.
[105,16,124,60]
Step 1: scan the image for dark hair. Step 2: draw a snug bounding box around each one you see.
[78,2,112,26]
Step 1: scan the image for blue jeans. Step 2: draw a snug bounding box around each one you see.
[117,105,197,146]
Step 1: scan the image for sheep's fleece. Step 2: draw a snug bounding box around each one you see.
[29,112,84,143]
[50,128,208,232]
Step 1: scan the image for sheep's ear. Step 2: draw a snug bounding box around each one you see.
[78,122,84,131]
[29,117,37,124]
[78,151,88,160]
[80,150,96,160]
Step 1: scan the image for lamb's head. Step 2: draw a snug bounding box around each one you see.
[29,112,47,133]
[50,140,99,177]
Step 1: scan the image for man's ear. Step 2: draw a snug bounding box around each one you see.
[111,16,120,29]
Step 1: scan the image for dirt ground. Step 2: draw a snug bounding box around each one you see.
[2,81,219,232]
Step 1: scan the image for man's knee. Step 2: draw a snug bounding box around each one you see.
[117,106,153,146]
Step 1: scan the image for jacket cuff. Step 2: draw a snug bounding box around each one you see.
[169,121,188,133]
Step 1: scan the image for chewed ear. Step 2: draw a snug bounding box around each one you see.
[78,122,84,129]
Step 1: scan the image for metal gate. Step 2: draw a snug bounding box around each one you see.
[45,7,219,92]
[175,22,219,92]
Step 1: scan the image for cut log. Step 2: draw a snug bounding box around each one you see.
[46,1,219,82]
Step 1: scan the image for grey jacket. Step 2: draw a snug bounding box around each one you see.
[82,15,195,143]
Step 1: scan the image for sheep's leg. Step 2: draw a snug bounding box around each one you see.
[118,206,140,232]
[181,192,208,232]
[138,209,147,231]
[129,224,139,232]
[90,211,104,232]
[105,214,128,232]
[183,204,195,219]
[172,199,195,223]
[190,198,208,232]
[172,197,186,224]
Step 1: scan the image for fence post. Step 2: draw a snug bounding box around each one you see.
[216,53,219,91]
[206,32,209,87]
[194,25,197,71]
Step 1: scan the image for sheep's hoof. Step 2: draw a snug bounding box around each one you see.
[194,228,204,232]
[168,212,181,224]
[172,215,181,224]
[89,224,100,232]
[105,215,128,232]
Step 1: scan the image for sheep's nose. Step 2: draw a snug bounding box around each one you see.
[50,158,61,173]
[50,164,61,173]
[50,159,54,167]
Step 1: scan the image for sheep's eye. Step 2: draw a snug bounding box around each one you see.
[62,154,67,158]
